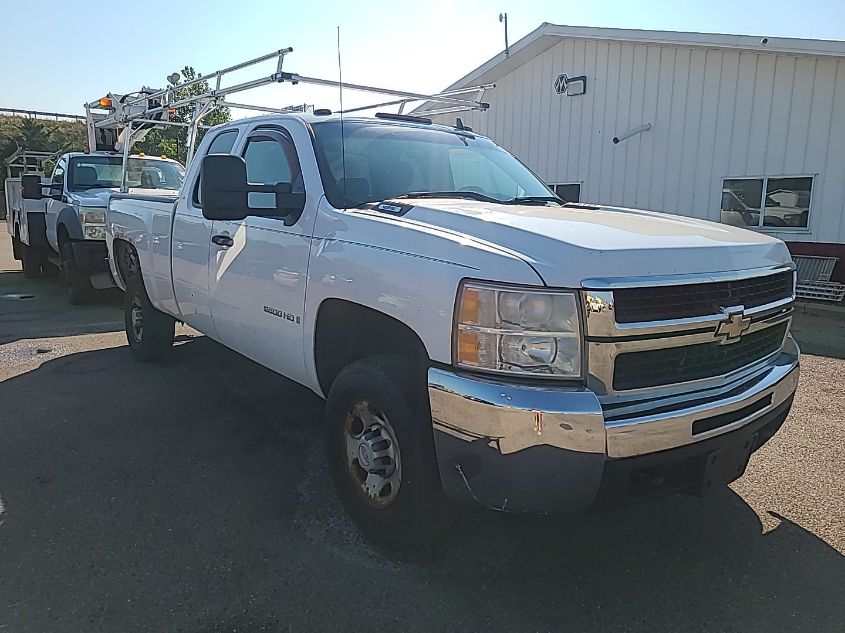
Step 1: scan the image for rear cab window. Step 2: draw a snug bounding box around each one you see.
[193,129,241,205]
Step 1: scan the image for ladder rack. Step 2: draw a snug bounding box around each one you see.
[87,46,494,190]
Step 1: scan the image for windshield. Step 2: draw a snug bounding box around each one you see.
[311,120,555,208]
[68,156,186,192]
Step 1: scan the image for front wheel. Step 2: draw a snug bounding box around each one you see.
[124,277,175,362]
[20,244,42,279]
[11,234,22,261]
[324,355,453,550]
[60,242,91,304]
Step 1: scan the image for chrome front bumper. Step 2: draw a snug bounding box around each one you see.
[428,340,799,513]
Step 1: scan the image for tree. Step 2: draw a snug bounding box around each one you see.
[47,120,86,154]
[136,66,231,163]
[19,119,53,152]
[0,116,86,188]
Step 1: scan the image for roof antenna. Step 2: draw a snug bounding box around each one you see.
[337,25,348,208]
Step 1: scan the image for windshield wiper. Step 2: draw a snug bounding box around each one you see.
[352,190,504,208]
[504,196,562,206]
[393,191,503,204]
[72,184,118,190]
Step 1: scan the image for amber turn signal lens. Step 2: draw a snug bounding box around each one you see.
[459,287,480,325]
[457,330,480,365]
[98,97,112,108]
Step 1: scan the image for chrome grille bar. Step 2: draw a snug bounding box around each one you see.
[582,265,796,398]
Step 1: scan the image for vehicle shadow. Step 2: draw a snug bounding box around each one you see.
[0,337,842,632]
[0,268,123,344]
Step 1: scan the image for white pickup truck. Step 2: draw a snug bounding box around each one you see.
[106,112,800,548]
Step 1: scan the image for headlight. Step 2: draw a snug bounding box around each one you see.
[84,225,106,240]
[77,206,106,225]
[455,281,582,378]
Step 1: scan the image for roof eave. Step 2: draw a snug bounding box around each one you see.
[419,23,845,109]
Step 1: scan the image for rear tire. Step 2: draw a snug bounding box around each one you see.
[60,242,90,304]
[324,355,453,550]
[124,276,175,362]
[21,244,42,279]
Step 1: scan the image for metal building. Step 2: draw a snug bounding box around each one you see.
[421,24,845,281]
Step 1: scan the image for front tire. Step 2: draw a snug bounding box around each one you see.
[11,233,22,260]
[324,355,452,550]
[21,244,42,279]
[124,277,175,362]
[41,261,59,277]
[60,242,91,304]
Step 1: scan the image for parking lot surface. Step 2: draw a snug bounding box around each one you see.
[1,236,843,633]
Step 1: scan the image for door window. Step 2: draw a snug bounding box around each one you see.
[52,162,65,185]
[242,131,304,210]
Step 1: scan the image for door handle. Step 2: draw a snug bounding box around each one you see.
[211,234,234,247]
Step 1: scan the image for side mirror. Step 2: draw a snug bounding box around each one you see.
[272,183,307,226]
[21,174,43,200]
[47,182,64,200]
[201,154,307,224]
[201,154,249,221]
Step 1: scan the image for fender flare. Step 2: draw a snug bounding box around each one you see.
[111,237,140,289]
[56,205,83,242]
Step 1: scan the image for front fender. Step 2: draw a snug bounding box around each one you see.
[56,205,83,241]
[304,204,544,391]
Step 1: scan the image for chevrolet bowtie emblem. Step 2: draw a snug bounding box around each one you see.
[715,307,752,344]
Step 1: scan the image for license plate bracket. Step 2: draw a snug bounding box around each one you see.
[694,432,759,495]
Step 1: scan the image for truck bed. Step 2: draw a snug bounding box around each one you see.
[107,193,180,314]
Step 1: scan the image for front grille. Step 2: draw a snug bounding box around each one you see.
[613,323,788,391]
[613,271,793,323]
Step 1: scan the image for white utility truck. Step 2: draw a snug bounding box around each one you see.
[5,148,59,277]
[6,177,49,277]
[17,93,184,302]
[100,49,799,548]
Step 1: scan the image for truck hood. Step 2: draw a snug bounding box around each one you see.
[399,200,792,287]
[70,187,178,206]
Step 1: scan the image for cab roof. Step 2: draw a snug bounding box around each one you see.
[63,152,183,164]
[210,112,484,138]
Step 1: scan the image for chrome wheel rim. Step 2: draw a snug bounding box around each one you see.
[130,297,143,344]
[344,400,401,509]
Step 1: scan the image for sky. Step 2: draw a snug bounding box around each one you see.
[2,0,845,119]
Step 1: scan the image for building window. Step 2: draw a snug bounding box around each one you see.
[721,176,812,229]
[552,183,581,202]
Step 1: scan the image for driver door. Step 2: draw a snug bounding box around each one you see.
[172,128,241,337]
[45,159,67,251]
[208,126,312,385]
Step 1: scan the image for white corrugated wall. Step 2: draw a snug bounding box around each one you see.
[431,39,845,245]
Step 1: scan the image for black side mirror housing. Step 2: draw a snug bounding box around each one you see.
[21,174,43,200]
[201,154,250,221]
[200,154,306,224]
[272,183,307,226]
[47,182,64,200]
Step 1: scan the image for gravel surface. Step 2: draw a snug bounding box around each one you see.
[0,237,843,632]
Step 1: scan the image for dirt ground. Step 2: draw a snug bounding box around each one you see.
[1,236,843,633]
